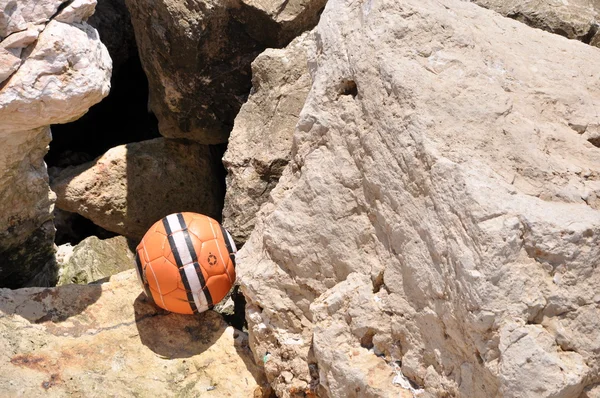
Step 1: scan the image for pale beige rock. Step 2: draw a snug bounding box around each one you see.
[223,32,314,245]
[0,47,19,82]
[57,236,135,285]
[55,0,97,24]
[237,0,600,396]
[51,138,224,240]
[472,0,600,46]
[0,270,266,397]
[0,20,112,133]
[311,273,414,398]
[0,0,63,39]
[0,25,42,51]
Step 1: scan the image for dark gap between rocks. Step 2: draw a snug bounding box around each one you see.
[46,51,159,246]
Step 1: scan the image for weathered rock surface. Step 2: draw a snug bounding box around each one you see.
[0,0,62,39]
[0,128,56,288]
[237,0,600,396]
[0,270,267,396]
[57,236,135,285]
[87,0,137,76]
[125,0,325,144]
[0,47,20,81]
[52,138,225,240]
[472,0,600,46]
[0,19,111,132]
[0,0,111,287]
[223,32,313,245]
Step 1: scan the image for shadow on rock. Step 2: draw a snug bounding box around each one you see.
[0,283,103,324]
[134,293,225,359]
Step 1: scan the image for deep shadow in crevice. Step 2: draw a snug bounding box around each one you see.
[45,53,160,168]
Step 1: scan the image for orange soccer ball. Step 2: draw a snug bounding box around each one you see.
[134,212,237,314]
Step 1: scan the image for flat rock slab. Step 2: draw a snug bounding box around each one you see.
[0,270,265,397]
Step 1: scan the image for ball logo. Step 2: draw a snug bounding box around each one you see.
[207,253,218,266]
[134,212,237,314]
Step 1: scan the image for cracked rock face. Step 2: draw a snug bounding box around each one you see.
[0,0,111,287]
[223,31,314,246]
[56,235,135,285]
[0,270,266,396]
[472,0,600,47]
[236,0,600,396]
[124,0,325,144]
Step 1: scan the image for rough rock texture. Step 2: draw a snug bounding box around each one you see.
[0,47,20,81]
[223,32,313,245]
[125,0,325,144]
[57,236,135,285]
[0,270,267,396]
[87,0,137,76]
[0,0,62,39]
[52,138,225,240]
[472,0,600,46]
[237,0,600,396]
[0,19,111,132]
[0,0,111,287]
[55,0,97,24]
[0,128,56,288]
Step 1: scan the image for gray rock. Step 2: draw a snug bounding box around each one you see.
[223,32,314,245]
[237,0,600,396]
[51,138,225,240]
[57,236,135,285]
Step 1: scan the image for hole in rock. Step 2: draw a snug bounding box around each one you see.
[588,136,600,148]
[339,79,358,97]
[581,24,599,45]
[360,329,376,350]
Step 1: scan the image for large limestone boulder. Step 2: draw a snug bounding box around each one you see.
[472,0,600,46]
[57,236,135,285]
[0,1,111,287]
[223,32,314,245]
[51,138,225,240]
[0,270,267,396]
[237,0,600,396]
[0,19,111,131]
[124,0,325,144]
